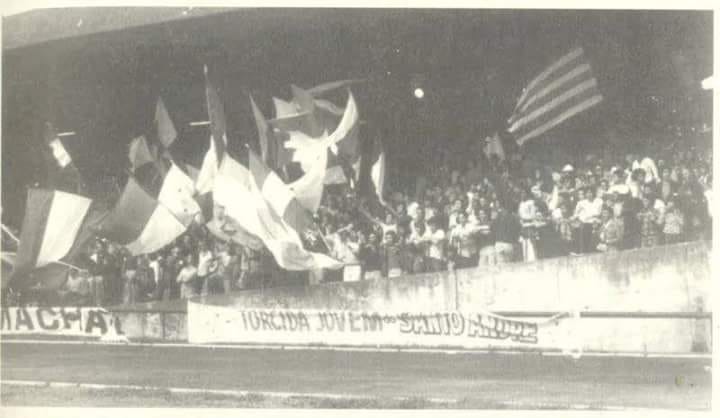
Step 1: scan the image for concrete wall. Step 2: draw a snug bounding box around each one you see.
[113,311,187,342]
[216,241,711,314]
[109,241,711,352]
[196,241,711,353]
[457,241,711,312]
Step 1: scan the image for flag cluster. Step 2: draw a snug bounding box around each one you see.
[7,63,398,290]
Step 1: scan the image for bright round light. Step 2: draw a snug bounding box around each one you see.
[414,88,425,99]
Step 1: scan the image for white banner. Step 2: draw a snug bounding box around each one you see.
[1,306,124,338]
[188,303,579,352]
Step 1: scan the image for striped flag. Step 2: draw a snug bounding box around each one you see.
[9,192,107,290]
[10,189,99,285]
[98,177,187,256]
[213,149,342,271]
[508,47,603,146]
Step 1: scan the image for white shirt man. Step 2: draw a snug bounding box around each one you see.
[633,156,659,184]
[197,249,215,277]
[518,199,538,224]
[574,193,603,224]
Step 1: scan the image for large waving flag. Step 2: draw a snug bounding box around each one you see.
[284,91,359,176]
[283,91,360,211]
[250,95,293,170]
[195,65,229,220]
[213,148,342,271]
[508,47,603,146]
[269,83,362,185]
[9,189,108,290]
[98,177,187,255]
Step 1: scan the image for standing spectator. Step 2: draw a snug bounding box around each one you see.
[491,205,521,264]
[177,255,198,299]
[597,207,624,252]
[518,189,539,261]
[136,255,155,302]
[149,254,164,301]
[424,217,447,272]
[663,199,685,245]
[572,188,602,253]
[475,209,496,267]
[407,221,427,274]
[637,196,662,248]
[381,230,405,278]
[450,212,480,269]
[163,247,182,300]
[101,243,123,305]
[552,202,575,257]
[660,167,675,202]
[61,268,91,306]
[226,244,242,291]
[214,242,232,294]
[359,232,382,280]
[122,256,139,305]
[196,241,215,295]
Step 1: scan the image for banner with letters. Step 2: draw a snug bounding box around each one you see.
[188,302,580,352]
[1,306,125,339]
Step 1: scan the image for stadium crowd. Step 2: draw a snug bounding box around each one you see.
[4,132,712,308]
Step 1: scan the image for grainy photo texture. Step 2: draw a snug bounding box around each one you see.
[0,7,713,410]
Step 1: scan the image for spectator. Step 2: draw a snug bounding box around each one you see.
[61,268,91,306]
[122,256,139,305]
[491,205,521,264]
[637,195,662,248]
[381,230,405,278]
[450,212,480,269]
[663,199,685,245]
[572,188,602,253]
[475,209,495,267]
[360,232,382,280]
[177,254,198,299]
[423,216,447,272]
[553,202,575,256]
[597,207,624,252]
[196,241,215,296]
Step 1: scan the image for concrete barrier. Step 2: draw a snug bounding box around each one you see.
[193,241,711,353]
[111,310,187,342]
[215,241,710,313]
[100,241,711,352]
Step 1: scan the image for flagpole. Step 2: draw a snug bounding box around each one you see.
[51,260,87,272]
[1,224,19,243]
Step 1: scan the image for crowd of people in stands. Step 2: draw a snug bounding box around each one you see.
[4,132,713,307]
